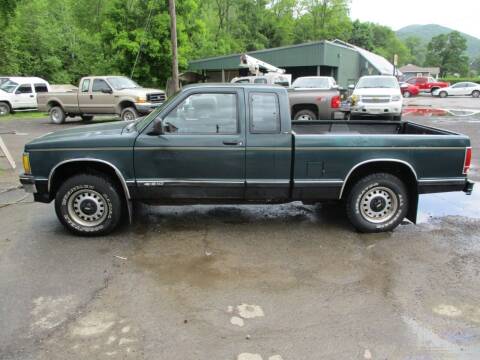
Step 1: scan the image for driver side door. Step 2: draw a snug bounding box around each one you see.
[134,88,246,201]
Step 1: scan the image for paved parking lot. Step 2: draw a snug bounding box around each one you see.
[1,97,480,359]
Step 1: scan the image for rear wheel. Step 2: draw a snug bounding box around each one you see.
[472,90,480,98]
[50,106,66,124]
[439,91,448,98]
[346,173,408,233]
[403,91,411,98]
[55,174,123,236]
[294,109,317,121]
[121,107,139,121]
[0,102,11,116]
[81,115,94,121]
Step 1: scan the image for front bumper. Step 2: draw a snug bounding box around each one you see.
[135,102,163,114]
[351,101,402,116]
[19,174,37,193]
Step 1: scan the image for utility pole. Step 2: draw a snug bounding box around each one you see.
[168,0,180,92]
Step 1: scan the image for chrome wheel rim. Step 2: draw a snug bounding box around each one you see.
[51,109,62,122]
[67,189,108,227]
[403,91,410,98]
[123,111,135,121]
[360,186,398,223]
[0,104,8,116]
[297,114,313,121]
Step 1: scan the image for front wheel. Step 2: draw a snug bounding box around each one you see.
[294,109,317,121]
[439,91,448,98]
[55,174,123,236]
[472,90,480,98]
[346,173,408,233]
[403,91,411,98]
[121,107,139,121]
[0,102,11,116]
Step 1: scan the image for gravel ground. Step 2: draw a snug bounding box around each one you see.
[0,98,479,360]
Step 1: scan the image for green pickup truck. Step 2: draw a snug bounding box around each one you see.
[20,84,474,236]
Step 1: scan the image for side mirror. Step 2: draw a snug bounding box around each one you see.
[152,118,164,135]
[102,88,113,94]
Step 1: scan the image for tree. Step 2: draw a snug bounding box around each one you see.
[425,31,469,76]
[404,36,425,65]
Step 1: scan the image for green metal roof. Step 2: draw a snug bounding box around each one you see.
[189,40,360,70]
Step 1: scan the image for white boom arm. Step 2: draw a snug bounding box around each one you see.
[239,54,286,75]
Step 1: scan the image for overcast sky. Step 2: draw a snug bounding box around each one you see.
[350,0,480,38]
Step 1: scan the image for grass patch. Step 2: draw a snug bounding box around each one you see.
[0,111,48,120]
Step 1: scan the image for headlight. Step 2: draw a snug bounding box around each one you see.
[22,152,31,174]
[391,95,402,101]
[135,96,146,103]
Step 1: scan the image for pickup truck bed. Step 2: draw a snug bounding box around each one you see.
[20,84,474,236]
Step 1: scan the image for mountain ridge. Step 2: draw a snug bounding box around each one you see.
[396,24,480,59]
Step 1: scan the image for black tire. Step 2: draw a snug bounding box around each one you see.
[50,106,66,124]
[81,115,94,121]
[294,109,317,121]
[403,91,411,98]
[346,173,408,233]
[472,90,480,98]
[439,91,448,98]
[0,101,11,116]
[55,174,123,236]
[121,107,139,121]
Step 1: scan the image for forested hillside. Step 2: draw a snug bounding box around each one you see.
[0,0,432,87]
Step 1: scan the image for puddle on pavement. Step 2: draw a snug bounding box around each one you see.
[403,107,480,119]
[417,190,480,223]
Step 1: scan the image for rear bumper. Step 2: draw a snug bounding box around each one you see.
[418,178,474,195]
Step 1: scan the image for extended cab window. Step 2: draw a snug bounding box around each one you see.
[92,79,111,93]
[81,79,90,92]
[163,93,238,134]
[16,84,32,94]
[249,92,280,133]
[34,84,48,93]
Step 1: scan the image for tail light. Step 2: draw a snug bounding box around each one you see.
[463,147,472,174]
[331,95,341,109]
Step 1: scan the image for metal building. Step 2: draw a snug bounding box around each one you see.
[188,40,397,88]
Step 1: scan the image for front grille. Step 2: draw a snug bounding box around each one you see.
[361,96,390,103]
[147,93,166,103]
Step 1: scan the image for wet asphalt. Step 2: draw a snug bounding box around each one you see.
[1,96,480,360]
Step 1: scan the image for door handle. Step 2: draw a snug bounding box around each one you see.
[223,140,243,146]
[89,94,93,100]
[29,95,34,98]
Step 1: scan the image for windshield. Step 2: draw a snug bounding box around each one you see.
[292,77,331,89]
[0,80,18,93]
[107,77,139,90]
[356,77,398,89]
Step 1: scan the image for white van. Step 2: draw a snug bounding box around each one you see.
[0,77,50,116]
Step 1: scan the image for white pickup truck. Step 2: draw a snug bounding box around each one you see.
[0,77,50,116]
[349,75,403,121]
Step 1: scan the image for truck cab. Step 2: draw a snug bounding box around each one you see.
[0,77,50,116]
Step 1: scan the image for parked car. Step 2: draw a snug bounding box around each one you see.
[20,83,473,236]
[231,73,292,87]
[406,76,449,94]
[349,75,403,121]
[0,77,50,116]
[399,82,420,98]
[288,76,341,120]
[432,82,480,98]
[37,76,166,123]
